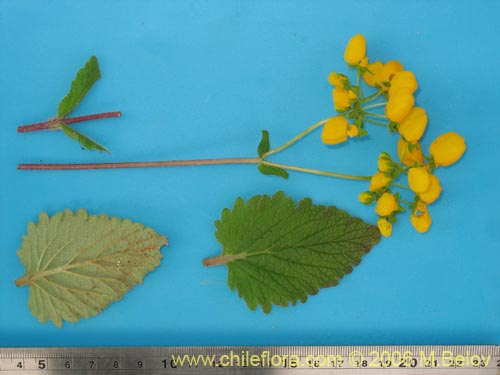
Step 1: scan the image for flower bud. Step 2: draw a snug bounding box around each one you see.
[386,87,414,123]
[377,152,392,172]
[344,34,367,65]
[332,88,352,110]
[389,70,418,96]
[382,60,403,82]
[429,132,466,167]
[397,138,424,166]
[410,202,432,233]
[328,72,348,88]
[408,167,431,193]
[347,124,359,137]
[363,61,383,87]
[418,174,442,204]
[321,116,348,145]
[369,172,392,191]
[359,191,374,204]
[375,192,398,216]
[398,107,428,142]
[377,218,393,237]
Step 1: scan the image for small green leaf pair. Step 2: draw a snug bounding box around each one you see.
[18,56,118,152]
[257,130,289,179]
[57,56,109,152]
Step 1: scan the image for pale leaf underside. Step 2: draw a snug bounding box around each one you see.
[16,209,167,327]
[211,192,381,313]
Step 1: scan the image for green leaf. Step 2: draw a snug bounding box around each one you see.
[15,209,168,327]
[59,122,109,153]
[204,192,381,313]
[257,163,289,179]
[57,55,101,118]
[257,130,270,158]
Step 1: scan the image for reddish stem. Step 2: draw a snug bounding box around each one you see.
[17,111,122,133]
[17,157,260,171]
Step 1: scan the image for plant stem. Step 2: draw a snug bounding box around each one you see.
[18,157,260,170]
[18,157,371,181]
[262,117,330,158]
[262,160,370,181]
[17,111,122,133]
[364,118,389,127]
[362,102,386,111]
[361,90,383,103]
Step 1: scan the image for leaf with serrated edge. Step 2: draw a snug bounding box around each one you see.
[59,122,109,153]
[57,55,101,118]
[204,192,381,313]
[15,209,168,327]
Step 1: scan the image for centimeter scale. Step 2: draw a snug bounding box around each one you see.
[0,346,498,374]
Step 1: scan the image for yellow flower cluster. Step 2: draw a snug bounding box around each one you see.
[324,34,466,237]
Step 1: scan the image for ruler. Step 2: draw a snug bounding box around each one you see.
[0,346,498,374]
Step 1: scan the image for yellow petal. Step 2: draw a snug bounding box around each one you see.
[332,88,351,110]
[386,88,414,122]
[363,61,384,87]
[370,172,392,191]
[418,174,442,204]
[321,116,348,145]
[398,107,428,142]
[344,34,367,65]
[377,218,393,237]
[382,60,403,82]
[408,167,432,193]
[429,132,467,167]
[397,138,424,166]
[410,203,432,233]
[389,70,418,95]
[347,125,359,137]
[375,192,398,216]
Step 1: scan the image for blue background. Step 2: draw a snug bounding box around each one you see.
[0,0,498,346]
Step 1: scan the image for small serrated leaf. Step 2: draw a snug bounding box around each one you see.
[57,55,101,118]
[204,192,381,313]
[59,122,109,153]
[258,163,289,179]
[15,209,168,327]
[257,130,270,157]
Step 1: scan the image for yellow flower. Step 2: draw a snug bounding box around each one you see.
[363,61,384,87]
[321,116,348,145]
[382,60,403,83]
[360,56,369,67]
[386,87,414,122]
[377,152,392,172]
[344,34,367,65]
[398,107,428,142]
[388,70,419,96]
[359,191,374,204]
[418,174,442,204]
[347,124,359,137]
[408,167,431,193]
[429,132,467,167]
[397,138,424,166]
[375,192,398,216]
[328,72,347,88]
[410,201,432,233]
[369,172,392,191]
[377,218,392,237]
[332,88,355,110]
